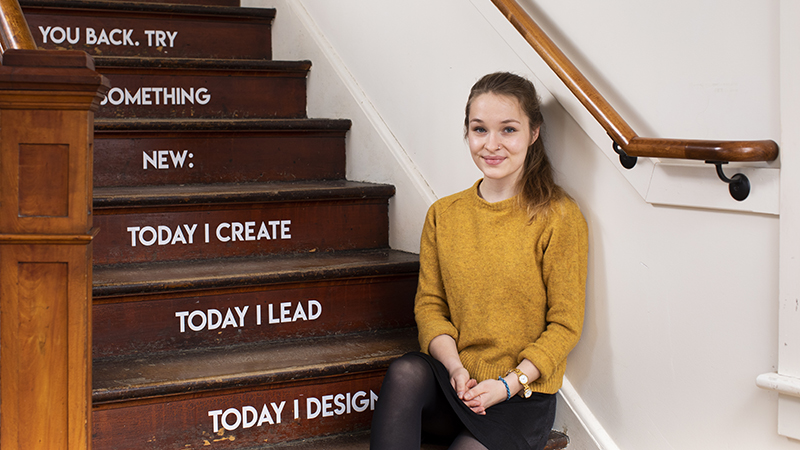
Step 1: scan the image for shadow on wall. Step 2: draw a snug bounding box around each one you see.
[540,93,622,432]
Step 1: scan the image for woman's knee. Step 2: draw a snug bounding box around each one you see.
[383,353,433,391]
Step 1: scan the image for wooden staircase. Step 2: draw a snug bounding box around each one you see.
[21,0,568,448]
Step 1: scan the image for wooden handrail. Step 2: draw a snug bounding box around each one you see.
[0,0,36,53]
[491,0,778,163]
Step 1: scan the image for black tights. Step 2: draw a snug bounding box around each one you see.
[369,354,488,450]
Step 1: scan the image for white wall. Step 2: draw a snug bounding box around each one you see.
[245,0,790,448]
[531,0,779,141]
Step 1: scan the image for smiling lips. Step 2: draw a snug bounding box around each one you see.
[482,155,506,166]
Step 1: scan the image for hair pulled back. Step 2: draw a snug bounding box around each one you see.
[464,72,564,220]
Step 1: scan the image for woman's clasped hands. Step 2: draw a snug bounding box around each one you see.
[449,367,508,415]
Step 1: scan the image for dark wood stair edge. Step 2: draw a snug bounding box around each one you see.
[95,117,352,132]
[93,354,394,404]
[255,429,569,450]
[94,56,311,72]
[93,180,396,209]
[92,248,420,298]
[92,328,418,403]
[20,0,275,20]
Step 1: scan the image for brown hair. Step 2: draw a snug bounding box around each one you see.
[464,72,564,220]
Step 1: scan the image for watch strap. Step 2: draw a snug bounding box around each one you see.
[505,368,533,398]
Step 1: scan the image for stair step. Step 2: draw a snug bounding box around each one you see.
[94,118,350,187]
[93,57,309,119]
[92,181,393,264]
[93,180,395,209]
[23,0,268,58]
[97,0,239,6]
[92,328,418,449]
[92,249,419,358]
[93,328,417,402]
[93,248,417,296]
[259,430,570,450]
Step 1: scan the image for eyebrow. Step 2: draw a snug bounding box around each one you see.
[469,118,522,124]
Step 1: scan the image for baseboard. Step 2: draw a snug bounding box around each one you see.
[555,377,621,450]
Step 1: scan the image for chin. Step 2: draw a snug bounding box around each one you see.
[481,169,510,179]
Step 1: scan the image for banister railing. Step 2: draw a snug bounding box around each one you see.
[491,0,778,201]
[0,0,36,53]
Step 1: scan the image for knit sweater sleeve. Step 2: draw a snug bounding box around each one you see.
[519,199,588,385]
[414,203,459,354]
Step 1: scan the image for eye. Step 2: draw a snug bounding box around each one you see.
[503,126,517,133]
[471,126,487,134]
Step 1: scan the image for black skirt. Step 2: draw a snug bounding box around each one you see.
[412,352,556,450]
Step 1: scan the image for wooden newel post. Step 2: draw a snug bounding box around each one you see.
[0,49,108,450]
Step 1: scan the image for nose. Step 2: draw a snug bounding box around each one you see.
[486,132,501,151]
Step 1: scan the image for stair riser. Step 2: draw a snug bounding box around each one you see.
[94,131,346,187]
[93,276,417,358]
[93,200,389,264]
[95,68,307,119]
[93,373,383,450]
[25,7,271,59]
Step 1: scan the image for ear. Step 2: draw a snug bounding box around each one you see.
[529,126,541,146]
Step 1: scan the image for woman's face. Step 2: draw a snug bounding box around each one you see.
[467,93,539,188]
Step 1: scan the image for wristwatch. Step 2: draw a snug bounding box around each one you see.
[506,368,533,398]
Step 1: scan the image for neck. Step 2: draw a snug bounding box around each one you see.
[478,178,519,203]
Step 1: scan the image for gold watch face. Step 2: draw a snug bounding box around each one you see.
[518,373,528,385]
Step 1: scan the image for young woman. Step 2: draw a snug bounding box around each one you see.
[370,72,588,450]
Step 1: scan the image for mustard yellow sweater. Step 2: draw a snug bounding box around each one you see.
[415,180,588,394]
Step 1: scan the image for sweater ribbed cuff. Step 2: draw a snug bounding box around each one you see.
[418,323,459,355]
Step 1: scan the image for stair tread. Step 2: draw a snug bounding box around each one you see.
[21,0,274,19]
[93,180,396,208]
[95,117,352,132]
[93,248,419,297]
[93,327,418,403]
[259,429,569,450]
[94,56,310,71]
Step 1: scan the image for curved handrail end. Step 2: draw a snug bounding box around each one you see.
[625,137,779,162]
